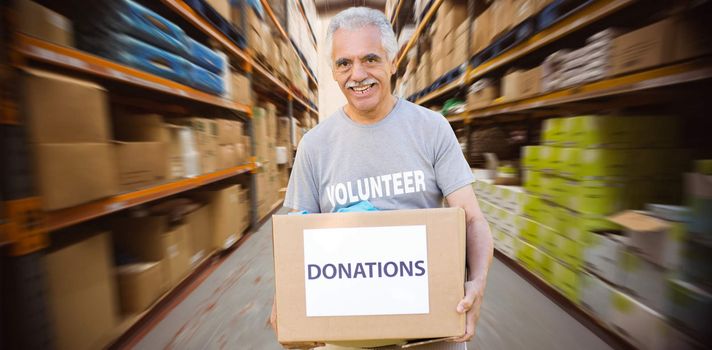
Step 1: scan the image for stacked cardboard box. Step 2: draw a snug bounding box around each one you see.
[172,117,218,175]
[430,0,468,79]
[215,118,250,170]
[16,0,74,47]
[113,112,198,181]
[43,230,119,350]
[22,68,119,210]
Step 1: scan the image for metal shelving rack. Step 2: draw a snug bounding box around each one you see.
[0,0,319,348]
[391,0,712,348]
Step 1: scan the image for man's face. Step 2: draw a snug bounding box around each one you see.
[331,25,395,114]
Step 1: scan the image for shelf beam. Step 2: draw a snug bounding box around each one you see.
[14,35,252,115]
[448,60,712,122]
[396,0,444,68]
[44,164,257,232]
[467,0,636,84]
[259,0,318,87]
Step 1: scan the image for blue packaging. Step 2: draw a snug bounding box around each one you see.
[187,37,225,74]
[107,0,190,56]
[188,62,225,95]
[107,34,191,85]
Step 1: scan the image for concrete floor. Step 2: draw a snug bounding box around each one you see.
[134,208,613,350]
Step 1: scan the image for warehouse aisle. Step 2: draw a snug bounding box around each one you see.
[134,209,612,350]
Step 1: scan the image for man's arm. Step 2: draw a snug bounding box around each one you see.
[445,185,494,342]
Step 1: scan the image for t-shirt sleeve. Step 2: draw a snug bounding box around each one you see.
[433,117,475,197]
[284,139,321,213]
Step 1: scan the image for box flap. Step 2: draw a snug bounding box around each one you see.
[608,211,671,232]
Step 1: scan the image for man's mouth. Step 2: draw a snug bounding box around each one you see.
[349,83,376,95]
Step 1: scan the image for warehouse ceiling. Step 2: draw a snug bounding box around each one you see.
[315,0,387,13]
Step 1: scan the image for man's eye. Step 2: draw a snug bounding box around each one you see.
[366,58,377,63]
[337,61,350,68]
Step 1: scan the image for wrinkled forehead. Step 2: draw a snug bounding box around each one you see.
[331,26,386,61]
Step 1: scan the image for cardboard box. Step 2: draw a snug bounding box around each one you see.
[580,272,614,321]
[205,0,231,21]
[519,66,542,98]
[16,0,73,47]
[116,261,168,314]
[162,224,193,286]
[194,184,243,250]
[502,70,524,100]
[583,232,626,285]
[610,18,676,76]
[22,68,109,143]
[216,119,241,145]
[675,13,712,62]
[44,231,118,350]
[172,117,218,175]
[272,208,466,346]
[609,211,686,270]
[34,143,118,210]
[184,204,212,266]
[166,124,201,178]
[552,260,580,303]
[217,144,237,170]
[619,250,666,312]
[610,290,698,350]
[231,71,252,105]
[114,141,168,192]
[112,113,169,143]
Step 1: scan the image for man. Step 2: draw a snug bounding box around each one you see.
[271,7,493,350]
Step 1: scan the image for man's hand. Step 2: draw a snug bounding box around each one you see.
[269,299,325,349]
[451,279,486,343]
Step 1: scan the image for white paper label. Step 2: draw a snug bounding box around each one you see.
[303,225,429,317]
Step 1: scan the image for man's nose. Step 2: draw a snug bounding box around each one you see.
[350,61,368,82]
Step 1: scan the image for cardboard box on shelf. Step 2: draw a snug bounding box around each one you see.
[162,224,193,286]
[519,66,542,98]
[43,231,118,350]
[583,232,627,286]
[619,250,667,312]
[272,208,465,347]
[610,290,697,350]
[184,204,212,266]
[21,68,109,143]
[193,184,243,250]
[501,70,524,100]
[114,141,167,192]
[610,18,676,76]
[217,144,237,170]
[216,119,242,145]
[16,0,73,47]
[172,117,219,175]
[231,71,252,105]
[166,124,201,179]
[205,0,231,21]
[675,13,712,62]
[116,261,168,314]
[491,0,514,39]
[34,143,118,210]
[608,211,686,270]
[580,272,614,322]
[112,113,169,143]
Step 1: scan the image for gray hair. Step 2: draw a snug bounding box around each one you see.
[325,7,398,65]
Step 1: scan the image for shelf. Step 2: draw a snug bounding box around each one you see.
[161,0,316,113]
[260,199,285,223]
[44,164,257,232]
[415,73,466,105]
[389,0,404,25]
[447,60,712,123]
[467,0,636,84]
[396,0,444,67]
[14,35,252,115]
[259,0,318,87]
[295,0,318,50]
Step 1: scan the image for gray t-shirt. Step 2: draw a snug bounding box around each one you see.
[285,98,474,213]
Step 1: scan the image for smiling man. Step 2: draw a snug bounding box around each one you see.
[272,7,493,350]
